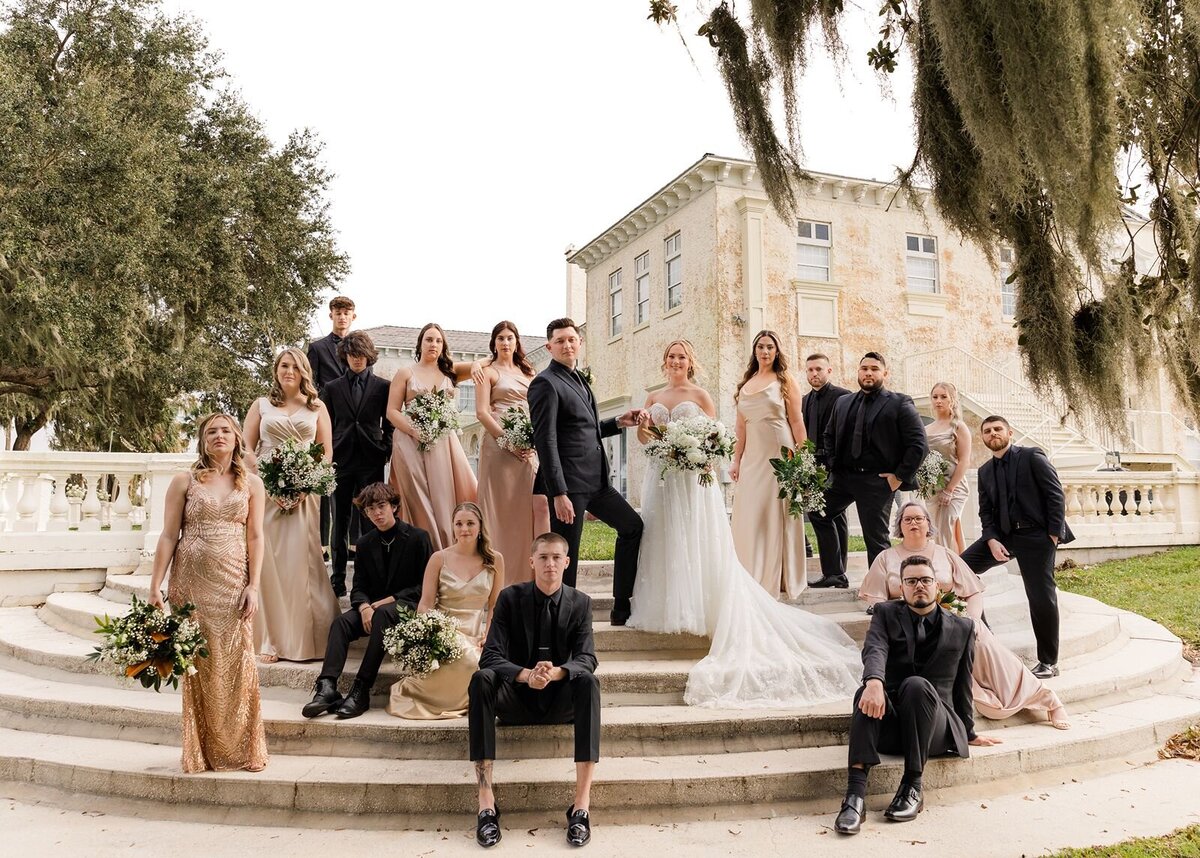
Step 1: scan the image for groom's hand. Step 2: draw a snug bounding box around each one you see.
[554,494,575,524]
[858,679,886,719]
[617,408,644,428]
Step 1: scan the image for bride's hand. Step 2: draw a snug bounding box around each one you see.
[729,461,740,482]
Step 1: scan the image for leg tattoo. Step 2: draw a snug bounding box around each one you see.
[475,760,493,790]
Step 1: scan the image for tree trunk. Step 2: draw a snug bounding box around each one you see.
[13,407,50,451]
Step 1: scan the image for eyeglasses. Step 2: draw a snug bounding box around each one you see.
[901,516,928,524]
[901,576,936,587]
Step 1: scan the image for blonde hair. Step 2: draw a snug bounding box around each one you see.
[453,502,497,569]
[931,381,962,423]
[268,347,320,410]
[192,413,248,490]
[661,339,703,380]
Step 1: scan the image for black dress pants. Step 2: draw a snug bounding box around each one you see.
[318,608,368,681]
[548,485,642,615]
[468,668,601,763]
[961,530,1060,664]
[847,677,954,774]
[813,472,894,578]
[807,508,848,578]
[318,598,416,687]
[331,464,383,586]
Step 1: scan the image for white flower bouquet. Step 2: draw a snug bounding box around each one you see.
[937,589,968,616]
[644,415,736,487]
[382,606,465,677]
[770,440,830,517]
[257,438,336,513]
[498,406,534,452]
[404,389,461,452]
[87,595,209,691]
[916,450,953,500]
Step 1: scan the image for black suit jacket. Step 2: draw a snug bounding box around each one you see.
[824,387,929,489]
[321,371,393,473]
[307,334,347,392]
[802,382,852,464]
[528,360,621,497]
[861,600,976,755]
[479,582,597,681]
[978,444,1075,544]
[349,522,433,610]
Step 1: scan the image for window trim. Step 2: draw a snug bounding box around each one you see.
[999,246,1016,317]
[905,233,939,293]
[634,251,650,325]
[796,219,832,282]
[664,232,682,310]
[608,268,623,337]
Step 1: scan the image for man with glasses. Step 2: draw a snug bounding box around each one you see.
[834,555,1001,835]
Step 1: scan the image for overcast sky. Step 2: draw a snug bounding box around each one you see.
[163,0,917,340]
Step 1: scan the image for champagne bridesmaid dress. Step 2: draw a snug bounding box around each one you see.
[391,374,478,550]
[168,474,268,772]
[386,565,493,719]
[731,380,807,599]
[477,370,537,584]
[926,425,970,550]
[253,399,339,661]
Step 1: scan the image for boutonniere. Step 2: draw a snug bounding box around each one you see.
[578,366,595,386]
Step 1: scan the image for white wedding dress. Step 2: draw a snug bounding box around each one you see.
[628,401,863,708]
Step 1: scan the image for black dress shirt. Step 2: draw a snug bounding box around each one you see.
[838,390,884,471]
[910,606,943,673]
[531,585,563,666]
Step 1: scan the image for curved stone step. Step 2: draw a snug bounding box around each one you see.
[0,684,1196,818]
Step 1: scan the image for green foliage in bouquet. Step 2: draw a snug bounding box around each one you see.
[770,440,830,518]
[88,595,209,691]
[382,605,465,677]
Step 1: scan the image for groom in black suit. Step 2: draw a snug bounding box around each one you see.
[960,415,1074,678]
[813,351,928,588]
[834,555,1000,835]
[321,330,393,597]
[528,317,644,625]
[468,532,601,848]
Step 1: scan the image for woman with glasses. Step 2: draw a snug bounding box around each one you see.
[858,500,1069,729]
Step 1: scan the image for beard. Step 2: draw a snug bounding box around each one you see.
[859,377,881,391]
[908,597,933,610]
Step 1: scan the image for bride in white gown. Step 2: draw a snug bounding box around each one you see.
[628,340,862,708]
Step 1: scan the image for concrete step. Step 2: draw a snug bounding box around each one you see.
[0,685,1196,819]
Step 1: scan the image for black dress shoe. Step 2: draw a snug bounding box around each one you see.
[566,804,591,847]
[334,679,370,719]
[834,794,865,835]
[1032,662,1059,679]
[883,782,923,822]
[476,805,501,848]
[609,612,629,627]
[301,677,343,718]
[811,575,850,589]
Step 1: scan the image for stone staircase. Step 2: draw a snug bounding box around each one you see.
[0,557,1195,826]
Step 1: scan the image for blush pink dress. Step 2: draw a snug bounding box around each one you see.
[476,370,538,584]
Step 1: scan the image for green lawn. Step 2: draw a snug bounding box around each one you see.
[1056,547,1200,660]
[1047,825,1200,857]
[577,519,867,561]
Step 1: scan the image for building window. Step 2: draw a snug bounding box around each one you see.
[796,220,831,282]
[609,269,623,336]
[665,232,682,309]
[906,234,938,293]
[999,246,1016,317]
[635,252,650,325]
[456,382,475,414]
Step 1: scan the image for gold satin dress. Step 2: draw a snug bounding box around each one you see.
[477,370,538,584]
[386,565,493,720]
[926,426,970,551]
[168,475,269,773]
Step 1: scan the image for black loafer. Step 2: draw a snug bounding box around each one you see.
[811,575,849,589]
[609,612,629,627]
[883,783,923,822]
[476,805,501,848]
[566,804,591,847]
[834,794,865,835]
[1032,662,1059,679]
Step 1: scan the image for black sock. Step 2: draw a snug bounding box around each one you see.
[846,767,869,800]
[902,769,923,791]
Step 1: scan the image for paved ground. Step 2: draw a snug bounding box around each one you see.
[4,757,1198,857]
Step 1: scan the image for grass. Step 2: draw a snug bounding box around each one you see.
[577,519,868,561]
[1046,825,1200,857]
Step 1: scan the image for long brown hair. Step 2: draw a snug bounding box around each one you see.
[268,347,320,409]
[415,322,457,384]
[453,502,497,569]
[490,320,534,377]
[735,330,792,401]
[193,413,248,490]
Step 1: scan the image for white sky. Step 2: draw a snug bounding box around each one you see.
[163,0,917,340]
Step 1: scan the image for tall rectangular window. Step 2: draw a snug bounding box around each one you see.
[456,382,475,414]
[665,232,682,309]
[609,269,622,336]
[635,252,650,325]
[999,246,1016,316]
[796,220,831,281]
[906,234,938,293]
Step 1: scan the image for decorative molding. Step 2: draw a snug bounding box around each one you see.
[904,290,951,318]
[597,394,633,414]
[793,279,843,338]
[735,194,770,215]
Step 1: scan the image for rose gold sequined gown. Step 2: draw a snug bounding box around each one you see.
[168,475,269,773]
[477,371,537,584]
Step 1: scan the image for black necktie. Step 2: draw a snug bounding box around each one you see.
[850,394,868,459]
[805,392,818,442]
[352,374,364,407]
[996,457,1012,534]
[916,615,928,645]
[537,598,554,663]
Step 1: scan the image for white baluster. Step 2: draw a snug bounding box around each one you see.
[1066,484,1083,520]
[14,475,41,532]
[46,473,70,531]
[111,473,134,531]
[1157,483,1176,517]
[79,472,102,532]
[1081,485,1098,517]
[1140,483,1154,515]
[0,473,13,532]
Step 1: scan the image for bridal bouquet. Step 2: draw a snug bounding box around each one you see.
[258,438,336,512]
[936,590,968,616]
[644,415,736,487]
[404,389,461,452]
[88,595,208,691]
[498,406,534,452]
[770,440,830,517]
[915,450,953,500]
[382,606,465,677]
